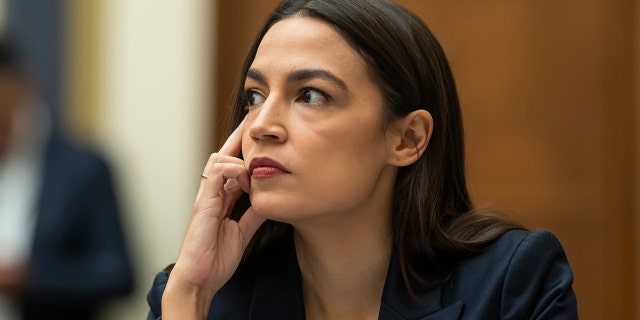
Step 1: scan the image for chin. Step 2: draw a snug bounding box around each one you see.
[249,194,296,221]
[249,191,338,224]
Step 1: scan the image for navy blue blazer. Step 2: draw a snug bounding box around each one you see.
[20,135,134,319]
[147,229,577,319]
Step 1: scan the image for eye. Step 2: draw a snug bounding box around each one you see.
[297,88,331,105]
[244,90,265,108]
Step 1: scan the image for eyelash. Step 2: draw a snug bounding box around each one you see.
[242,87,333,109]
[243,89,264,110]
[296,87,332,105]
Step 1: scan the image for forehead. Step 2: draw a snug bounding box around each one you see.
[250,16,368,79]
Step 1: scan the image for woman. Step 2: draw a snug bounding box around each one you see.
[148,0,578,319]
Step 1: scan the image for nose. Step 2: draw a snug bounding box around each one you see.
[248,97,287,143]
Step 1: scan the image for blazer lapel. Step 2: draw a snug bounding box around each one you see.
[379,255,464,320]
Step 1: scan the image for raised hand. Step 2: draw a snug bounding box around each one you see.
[162,121,266,319]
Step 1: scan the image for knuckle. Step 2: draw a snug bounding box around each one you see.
[209,153,224,162]
[209,153,237,165]
[210,162,227,172]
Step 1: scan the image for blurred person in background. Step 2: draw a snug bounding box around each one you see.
[0,36,133,319]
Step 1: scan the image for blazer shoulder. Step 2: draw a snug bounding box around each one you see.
[41,136,116,193]
[45,136,110,170]
[447,230,577,319]
[466,229,569,268]
[500,230,578,319]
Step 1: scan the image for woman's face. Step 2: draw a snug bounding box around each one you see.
[242,17,398,224]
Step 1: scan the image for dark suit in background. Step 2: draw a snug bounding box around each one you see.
[0,35,134,319]
[19,134,134,319]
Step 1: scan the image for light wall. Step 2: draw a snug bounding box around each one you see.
[66,1,213,319]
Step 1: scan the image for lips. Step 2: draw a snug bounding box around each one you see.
[248,157,290,178]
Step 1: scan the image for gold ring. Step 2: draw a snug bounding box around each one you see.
[201,174,208,179]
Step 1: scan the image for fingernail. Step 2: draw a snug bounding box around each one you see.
[224,179,238,192]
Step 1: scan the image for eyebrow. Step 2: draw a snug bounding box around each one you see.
[246,69,266,84]
[246,68,348,90]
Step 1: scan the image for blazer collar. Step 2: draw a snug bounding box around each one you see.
[379,255,464,320]
[247,238,464,320]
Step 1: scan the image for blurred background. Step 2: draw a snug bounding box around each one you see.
[0,0,636,319]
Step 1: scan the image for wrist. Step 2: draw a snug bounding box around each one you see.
[162,273,216,319]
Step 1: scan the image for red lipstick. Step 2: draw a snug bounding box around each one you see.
[249,157,290,178]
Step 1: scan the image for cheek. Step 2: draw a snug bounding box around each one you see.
[327,118,385,157]
[299,121,387,184]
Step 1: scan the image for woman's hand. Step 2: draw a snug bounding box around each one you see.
[162,122,266,319]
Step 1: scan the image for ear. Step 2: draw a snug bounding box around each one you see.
[386,109,433,166]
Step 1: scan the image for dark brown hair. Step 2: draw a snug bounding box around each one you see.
[227,0,522,294]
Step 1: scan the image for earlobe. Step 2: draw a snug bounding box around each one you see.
[388,110,433,166]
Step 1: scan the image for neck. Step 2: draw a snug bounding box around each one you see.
[294,208,392,320]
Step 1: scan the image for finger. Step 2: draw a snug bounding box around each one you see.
[195,120,245,201]
[223,179,238,192]
[196,154,245,201]
[192,163,247,216]
[202,162,249,200]
[195,155,215,200]
[223,168,250,193]
[238,207,267,250]
[220,181,250,215]
[218,120,245,157]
